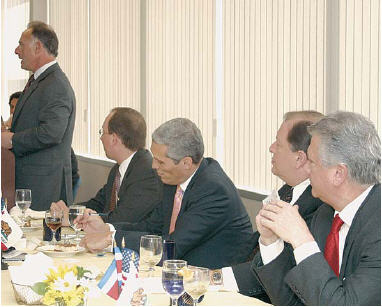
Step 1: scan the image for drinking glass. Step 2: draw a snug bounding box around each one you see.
[15,189,32,225]
[68,205,86,245]
[162,259,187,306]
[140,235,163,274]
[45,210,63,245]
[183,266,210,306]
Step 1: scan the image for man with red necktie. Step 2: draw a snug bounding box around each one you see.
[253,111,380,305]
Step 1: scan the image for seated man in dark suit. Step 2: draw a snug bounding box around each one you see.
[254,111,380,305]
[78,118,254,269]
[221,111,324,300]
[52,107,162,224]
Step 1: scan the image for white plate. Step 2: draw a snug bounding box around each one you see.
[36,246,86,257]
[20,226,41,233]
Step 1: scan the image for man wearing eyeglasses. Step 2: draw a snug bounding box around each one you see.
[52,107,162,224]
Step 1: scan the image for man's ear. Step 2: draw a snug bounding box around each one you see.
[296,150,307,168]
[333,163,348,186]
[181,156,193,170]
[33,40,44,54]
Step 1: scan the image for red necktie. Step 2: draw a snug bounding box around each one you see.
[109,170,121,211]
[169,185,184,234]
[324,214,344,276]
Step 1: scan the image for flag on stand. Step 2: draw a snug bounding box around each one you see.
[98,246,140,300]
[1,198,22,251]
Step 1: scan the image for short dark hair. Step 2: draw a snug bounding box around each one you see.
[9,91,22,105]
[27,21,59,57]
[108,107,146,151]
[287,120,313,154]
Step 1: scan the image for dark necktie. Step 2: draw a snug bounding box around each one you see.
[23,74,35,93]
[280,185,293,203]
[324,214,344,276]
[109,169,121,211]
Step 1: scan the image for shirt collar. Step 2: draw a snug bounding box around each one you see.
[290,178,311,205]
[34,60,57,80]
[179,167,199,192]
[335,185,374,227]
[118,151,136,180]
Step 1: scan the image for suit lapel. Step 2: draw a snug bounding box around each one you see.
[177,159,208,217]
[339,185,379,277]
[11,64,60,130]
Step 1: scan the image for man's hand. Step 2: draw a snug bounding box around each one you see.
[51,200,69,226]
[75,208,109,233]
[259,200,314,249]
[80,231,113,253]
[256,203,280,246]
[1,131,14,149]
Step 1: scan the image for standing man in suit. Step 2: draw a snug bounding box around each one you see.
[78,118,254,269]
[52,107,162,224]
[254,111,380,305]
[1,21,75,211]
[223,111,324,300]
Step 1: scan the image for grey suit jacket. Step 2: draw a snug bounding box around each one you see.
[232,184,323,299]
[114,158,254,269]
[252,184,381,305]
[11,63,76,211]
[79,149,162,224]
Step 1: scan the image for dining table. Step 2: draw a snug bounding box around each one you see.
[2,221,270,306]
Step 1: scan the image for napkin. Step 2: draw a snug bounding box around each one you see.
[262,189,280,205]
[10,207,46,220]
[9,252,54,286]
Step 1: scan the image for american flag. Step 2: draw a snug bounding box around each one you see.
[98,247,140,300]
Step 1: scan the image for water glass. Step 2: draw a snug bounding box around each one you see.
[45,210,63,245]
[68,205,86,245]
[15,189,32,225]
[162,259,187,306]
[140,235,163,274]
[183,266,210,306]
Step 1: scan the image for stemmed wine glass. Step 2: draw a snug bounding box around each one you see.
[15,189,32,225]
[45,209,63,245]
[139,235,163,275]
[68,205,86,245]
[183,266,210,306]
[162,260,187,306]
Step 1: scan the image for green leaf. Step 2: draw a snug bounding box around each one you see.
[31,282,48,295]
[76,266,91,279]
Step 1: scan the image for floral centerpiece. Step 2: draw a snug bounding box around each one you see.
[32,265,90,306]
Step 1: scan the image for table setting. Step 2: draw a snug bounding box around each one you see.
[2,199,269,306]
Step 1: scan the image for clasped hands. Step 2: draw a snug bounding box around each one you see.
[256,200,314,249]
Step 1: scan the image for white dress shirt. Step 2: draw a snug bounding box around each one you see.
[34,60,57,79]
[261,185,374,268]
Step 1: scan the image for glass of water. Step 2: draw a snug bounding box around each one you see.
[15,189,32,225]
[140,235,163,275]
[162,259,187,306]
[68,205,86,245]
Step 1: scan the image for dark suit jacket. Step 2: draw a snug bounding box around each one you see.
[114,158,254,269]
[79,149,162,224]
[252,184,381,305]
[232,184,323,299]
[11,63,75,211]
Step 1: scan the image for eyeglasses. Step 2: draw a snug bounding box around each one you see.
[98,128,105,137]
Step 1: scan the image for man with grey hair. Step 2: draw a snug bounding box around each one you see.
[253,111,380,305]
[1,21,75,211]
[78,118,254,269]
